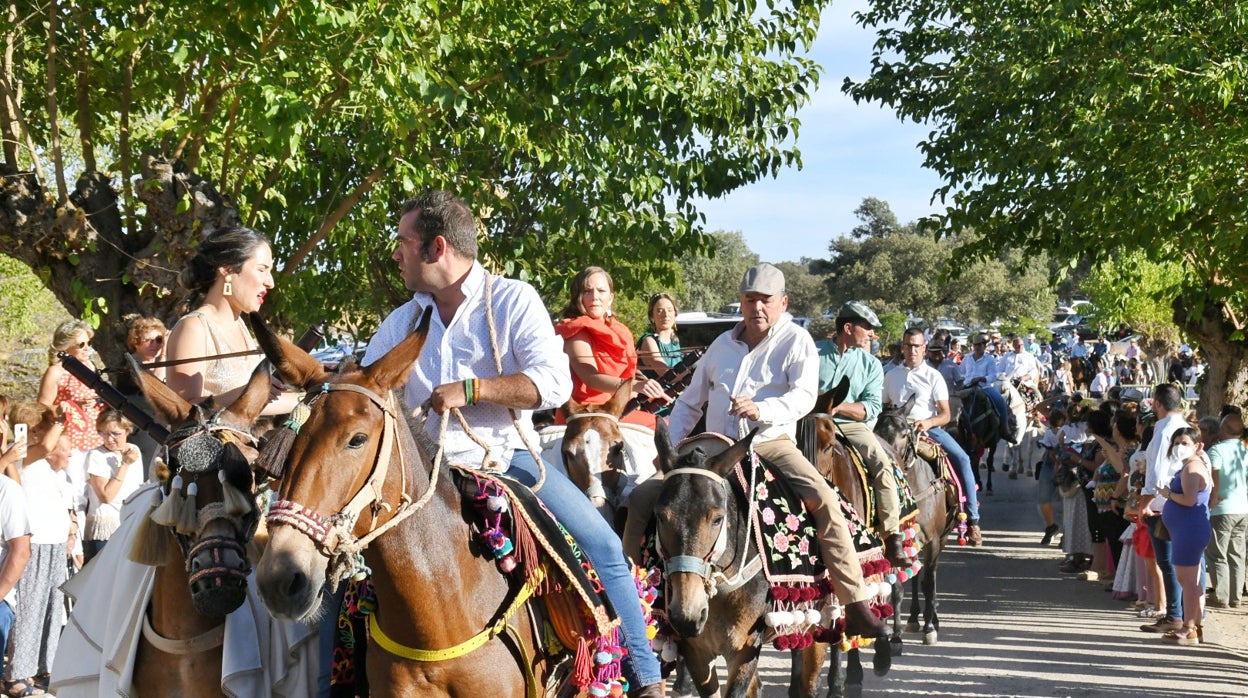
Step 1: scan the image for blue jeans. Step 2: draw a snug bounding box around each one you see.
[928,427,979,522]
[0,600,12,678]
[507,450,661,688]
[982,386,1010,430]
[1149,521,1183,621]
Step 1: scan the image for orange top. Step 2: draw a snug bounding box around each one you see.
[553,316,657,429]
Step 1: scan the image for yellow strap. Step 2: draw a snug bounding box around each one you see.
[369,581,538,662]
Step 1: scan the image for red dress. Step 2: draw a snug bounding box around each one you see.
[56,369,104,451]
[554,316,656,429]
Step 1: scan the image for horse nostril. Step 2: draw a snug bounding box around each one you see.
[284,571,308,599]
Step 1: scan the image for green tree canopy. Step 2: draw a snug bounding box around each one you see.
[677,229,758,313]
[1,0,828,361]
[812,198,1053,328]
[773,260,828,318]
[847,0,1248,411]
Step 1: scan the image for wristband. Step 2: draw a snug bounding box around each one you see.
[463,378,475,406]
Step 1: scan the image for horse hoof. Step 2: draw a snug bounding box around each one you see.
[873,639,893,676]
[905,621,921,633]
[890,636,904,656]
[923,631,938,645]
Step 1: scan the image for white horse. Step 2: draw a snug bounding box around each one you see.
[538,419,658,523]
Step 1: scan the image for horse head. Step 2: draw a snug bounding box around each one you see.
[559,382,632,518]
[127,354,272,616]
[874,398,919,469]
[651,420,757,638]
[250,309,432,622]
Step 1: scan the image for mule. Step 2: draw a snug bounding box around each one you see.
[51,358,316,697]
[956,386,1001,494]
[250,310,585,697]
[647,423,777,698]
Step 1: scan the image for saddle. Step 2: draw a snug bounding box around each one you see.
[640,444,897,652]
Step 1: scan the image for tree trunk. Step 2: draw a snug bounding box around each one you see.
[1173,297,1248,416]
[0,156,237,373]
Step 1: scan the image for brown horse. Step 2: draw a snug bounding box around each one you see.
[53,359,282,697]
[250,310,575,697]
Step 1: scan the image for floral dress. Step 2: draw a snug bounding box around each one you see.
[56,370,103,451]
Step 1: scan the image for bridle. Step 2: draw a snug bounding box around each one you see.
[656,459,762,598]
[264,381,438,591]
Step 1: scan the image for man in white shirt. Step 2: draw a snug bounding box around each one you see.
[1089,368,1113,398]
[0,472,32,681]
[361,190,664,696]
[1137,383,1190,632]
[624,264,890,642]
[960,333,1015,443]
[884,329,982,545]
[1071,337,1088,359]
[998,334,1042,388]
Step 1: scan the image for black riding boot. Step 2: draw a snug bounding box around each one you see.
[884,533,909,568]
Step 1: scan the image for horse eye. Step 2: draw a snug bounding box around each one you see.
[711,514,725,528]
[347,433,368,449]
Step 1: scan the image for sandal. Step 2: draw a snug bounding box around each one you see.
[1162,627,1202,645]
[4,678,47,697]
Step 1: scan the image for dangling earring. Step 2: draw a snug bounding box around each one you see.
[222,274,233,296]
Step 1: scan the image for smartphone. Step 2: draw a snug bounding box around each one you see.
[13,423,26,444]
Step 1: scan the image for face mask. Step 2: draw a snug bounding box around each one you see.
[1173,444,1196,462]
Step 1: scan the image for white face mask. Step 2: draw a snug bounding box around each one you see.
[1173,444,1196,462]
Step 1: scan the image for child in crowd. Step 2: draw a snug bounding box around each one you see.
[1036,408,1066,545]
[82,411,143,564]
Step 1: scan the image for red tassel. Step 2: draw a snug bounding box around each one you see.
[510,500,541,584]
[573,637,593,688]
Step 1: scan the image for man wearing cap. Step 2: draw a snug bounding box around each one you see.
[960,332,1015,443]
[814,301,909,567]
[623,263,891,643]
[884,328,983,545]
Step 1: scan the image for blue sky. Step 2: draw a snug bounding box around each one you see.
[694,0,945,264]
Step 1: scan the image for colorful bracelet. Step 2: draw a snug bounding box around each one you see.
[463,378,475,406]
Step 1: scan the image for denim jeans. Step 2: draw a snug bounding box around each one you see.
[0,600,13,678]
[928,427,979,522]
[507,450,661,688]
[982,386,1011,430]
[1149,521,1183,621]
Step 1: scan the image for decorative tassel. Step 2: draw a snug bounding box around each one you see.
[572,637,593,688]
[129,504,178,566]
[256,426,296,478]
[510,501,541,583]
[149,475,184,528]
[219,471,255,517]
[177,481,199,535]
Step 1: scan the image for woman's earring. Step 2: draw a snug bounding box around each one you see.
[222,274,234,297]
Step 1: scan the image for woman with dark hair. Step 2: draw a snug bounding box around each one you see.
[1157,427,1213,644]
[636,292,681,379]
[553,266,668,426]
[164,226,297,413]
[1090,410,1138,586]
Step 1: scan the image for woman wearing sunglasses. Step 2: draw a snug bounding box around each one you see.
[36,320,103,454]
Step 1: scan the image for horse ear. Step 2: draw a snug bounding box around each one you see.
[126,354,194,426]
[654,418,677,473]
[709,428,758,476]
[222,359,278,425]
[603,379,632,417]
[363,306,432,391]
[247,312,327,389]
[562,397,587,419]
[812,376,850,415]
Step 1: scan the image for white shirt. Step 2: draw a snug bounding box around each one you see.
[1142,412,1190,511]
[1071,343,1088,358]
[0,475,31,608]
[932,358,963,390]
[19,459,73,544]
[883,362,948,421]
[961,352,998,384]
[998,350,1042,383]
[668,314,817,445]
[85,445,146,525]
[362,262,571,467]
[1090,372,1111,393]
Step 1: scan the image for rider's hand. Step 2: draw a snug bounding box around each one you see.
[637,378,671,403]
[430,381,470,414]
[728,396,760,421]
